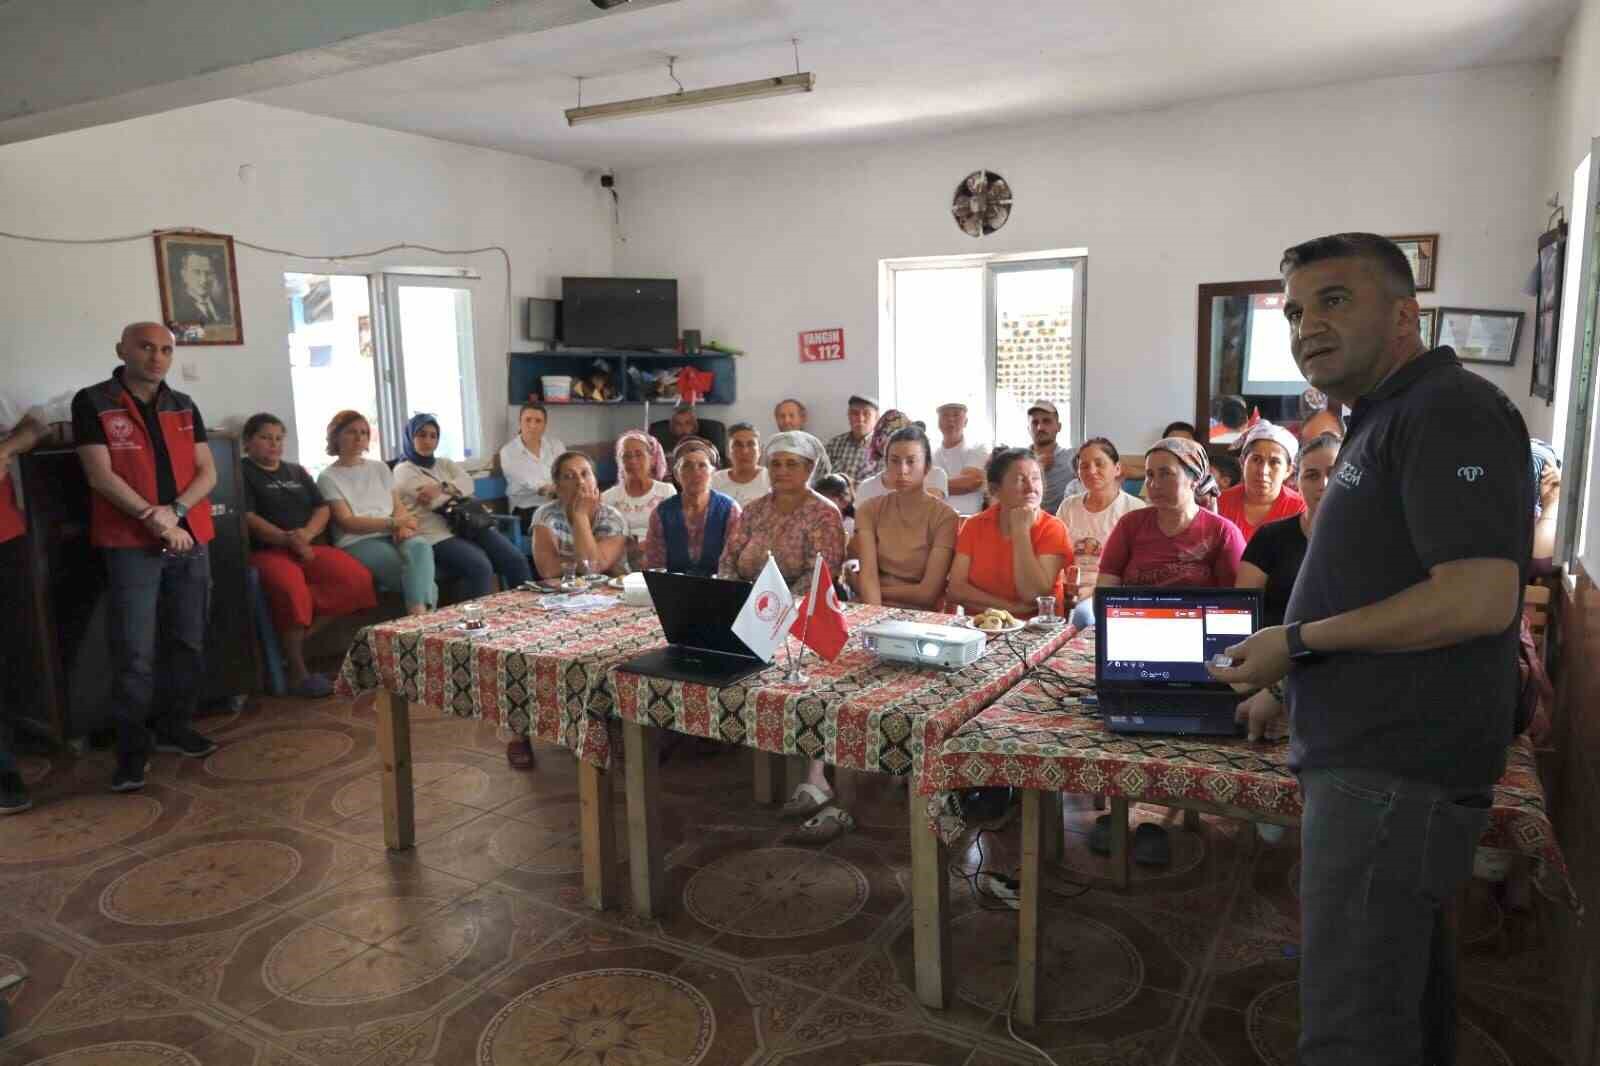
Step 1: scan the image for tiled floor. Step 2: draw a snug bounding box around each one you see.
[0,693,1574,1065]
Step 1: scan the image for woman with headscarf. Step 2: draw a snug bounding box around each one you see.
[947,447,1073,618]
[1098,436,1246,589]
[601,430,677,566]
[853,409,949,505]
[718,431,846,595]
[644,438,742,577]
[393,413,531,599]
[1217,420,1305,542]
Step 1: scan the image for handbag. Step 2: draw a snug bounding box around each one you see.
[416,466,498,537]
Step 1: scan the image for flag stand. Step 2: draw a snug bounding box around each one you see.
[784,555,821,685]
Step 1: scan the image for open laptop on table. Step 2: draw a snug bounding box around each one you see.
[1093,586,1263,736]
[616,571,769,687]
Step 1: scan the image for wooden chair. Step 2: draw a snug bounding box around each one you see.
[1524,583,1552,655]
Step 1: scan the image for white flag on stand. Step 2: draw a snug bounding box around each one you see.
[732,555,796,663]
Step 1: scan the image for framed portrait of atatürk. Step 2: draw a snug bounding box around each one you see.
[154,231,244,345]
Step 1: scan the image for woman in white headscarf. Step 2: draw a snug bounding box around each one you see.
[1217,420,1304,542]
[718,431,846,595]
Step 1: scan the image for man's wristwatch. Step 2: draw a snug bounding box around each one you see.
[171,501,190,521]
[1285,621,1317,663]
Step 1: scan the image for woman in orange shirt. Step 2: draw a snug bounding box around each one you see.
[947,447,1073,618]
[1216,420,1305,542]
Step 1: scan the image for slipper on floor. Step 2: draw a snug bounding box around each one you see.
[290,674,335,699]
[1088,813,1112,856]
[780,782,834,821]
[505,739,535,771]
[1133,822,1172,867]
[785,806,855,845]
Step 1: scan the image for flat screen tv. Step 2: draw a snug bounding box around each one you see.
[561,277,678,350]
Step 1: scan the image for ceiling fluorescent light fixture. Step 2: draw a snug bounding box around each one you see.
[565,71,814,126]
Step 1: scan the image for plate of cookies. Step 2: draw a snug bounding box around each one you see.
[972,608,1025,634]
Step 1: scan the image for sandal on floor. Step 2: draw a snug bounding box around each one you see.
[1133,822,1171,867]
[1088,813,1112,856]
[785,806,855,845]
[505,739,535,771]
[780,782,834,821]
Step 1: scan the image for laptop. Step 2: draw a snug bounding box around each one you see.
[616,571,770,687]
[1093,586,1264,736]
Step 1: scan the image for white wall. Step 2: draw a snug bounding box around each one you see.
[0,99,613,459]
[1548,0,1599,210]
[615,63,1553,447]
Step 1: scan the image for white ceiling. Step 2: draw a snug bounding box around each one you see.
[251,0,1578,170]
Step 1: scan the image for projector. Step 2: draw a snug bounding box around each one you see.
[859,620,987,670]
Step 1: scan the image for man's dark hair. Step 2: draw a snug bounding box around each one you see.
[1279,232,1416,299]
[1214,395,1249,429]
[728,421,757,437]
[1161,421,1197,440]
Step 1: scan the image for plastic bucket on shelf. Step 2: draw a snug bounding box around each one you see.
[541,375,573,402]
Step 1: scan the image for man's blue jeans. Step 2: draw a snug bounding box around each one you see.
[1298,766,1492,1066]
[104,545,211,758]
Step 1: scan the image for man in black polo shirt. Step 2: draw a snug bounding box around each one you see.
[1211,234,1531,1066]
[72,323,221,793]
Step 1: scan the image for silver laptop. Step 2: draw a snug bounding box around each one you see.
[1093,587,1263,736]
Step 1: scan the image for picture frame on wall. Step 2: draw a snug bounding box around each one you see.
[1437,307,1524,367]
[1388,233,1438,292]
[1531,223,1567,403]
[153,231,244,345]
[1418,308,1438,348]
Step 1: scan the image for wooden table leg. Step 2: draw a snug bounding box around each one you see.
[1018,789,1043,1027]
[1183,808,1202,832]
[622,720,667,918]
[1042,791,1064,864]
[1109,796,1131,891]
[909,763,951,1010]
[579,760,619,911]
[834,766,858,807]
[752,750,783,805]
[374,690,414,851]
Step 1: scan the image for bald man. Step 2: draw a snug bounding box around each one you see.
[72,323,220,793]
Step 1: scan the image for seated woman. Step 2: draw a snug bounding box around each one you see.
[644,438,742,576]
[602,430,676,568]
[854,410,951,504]
[948,448,1073,619]
[240,413,376,697]
[499,401,565,530]
[719,431,849,843]
[1217,420,1304,542]
[854,425,958,610]
[1236,433,1340,628]
[709,422,771,508]
[394,413,531,599]
[1098,437,1245,589]
[316,410,436,616]
[719,432,847,592]
[532,451,628,580]
[1056,436,1145,629]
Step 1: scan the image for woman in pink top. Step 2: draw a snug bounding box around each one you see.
[1099,436,1245,589]
[1216,420,1305,541]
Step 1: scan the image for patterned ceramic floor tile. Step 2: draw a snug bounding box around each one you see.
[164,719,380,796]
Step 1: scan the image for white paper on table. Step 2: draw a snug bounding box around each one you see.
[539,593,615,612]
[731,556,796,663]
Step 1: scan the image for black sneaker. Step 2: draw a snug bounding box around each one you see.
[111,755,149,793]
[152,726,218,758]
[0,771,31,815]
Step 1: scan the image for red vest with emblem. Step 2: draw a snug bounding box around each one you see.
[79,377,214,548]
[0,475,23,544]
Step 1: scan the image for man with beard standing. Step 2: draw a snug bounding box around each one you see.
[1026,400,1076,514]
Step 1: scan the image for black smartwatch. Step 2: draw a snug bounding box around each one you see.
[1285,621,1317,663]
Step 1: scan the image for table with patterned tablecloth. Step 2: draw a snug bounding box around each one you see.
[915,631,1578,1024]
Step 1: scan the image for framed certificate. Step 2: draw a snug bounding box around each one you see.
[1436,308,1524,367]
[1388,233,1438,292]
[1417,308,1438,348]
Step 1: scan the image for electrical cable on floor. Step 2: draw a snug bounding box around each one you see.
[1004,979,1065,1066]
[0,227,517,352]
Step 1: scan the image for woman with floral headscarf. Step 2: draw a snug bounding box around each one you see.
[854,410,949,505]
[1217,420,1305,542]
[1098,436,1245,588]
[602,429,676,566]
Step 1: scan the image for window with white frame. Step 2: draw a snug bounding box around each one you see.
[882,251,1087,451]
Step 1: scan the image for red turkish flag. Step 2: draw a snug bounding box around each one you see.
[790,556,849,661]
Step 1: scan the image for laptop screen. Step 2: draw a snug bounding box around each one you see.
[642,570,759,659]
[1094,587,1262,689]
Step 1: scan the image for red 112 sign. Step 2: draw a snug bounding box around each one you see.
[798,328,845,363]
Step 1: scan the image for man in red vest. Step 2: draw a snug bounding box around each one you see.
[71,322,221,792]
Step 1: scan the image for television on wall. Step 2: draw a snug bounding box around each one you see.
[561,277,678,350]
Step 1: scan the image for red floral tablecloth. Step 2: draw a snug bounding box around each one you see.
[337,592,1073,773]
[921,632,1578,910]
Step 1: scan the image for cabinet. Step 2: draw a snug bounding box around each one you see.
[507,349,738,407]
[4,436,258,745]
